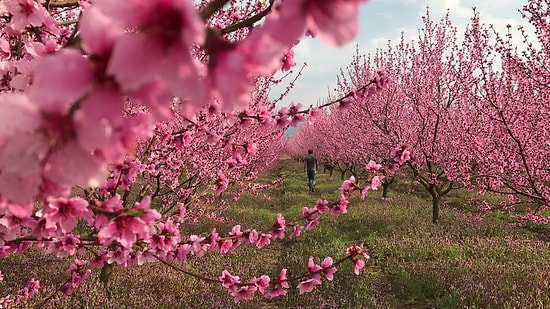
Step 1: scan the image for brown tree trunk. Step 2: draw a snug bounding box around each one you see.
[430,190,440,224]
[382,182,390,198]
[340,170,347,180]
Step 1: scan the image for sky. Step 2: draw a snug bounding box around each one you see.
[271,0,533,107]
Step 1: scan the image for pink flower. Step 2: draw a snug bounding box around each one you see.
[97,197,159,249]
[307,257,322,280]
[301,0,367,46]
[278,268,290,289]
[203,45,252,112]
[220,239,233,256]
[314,199,329,213]
[388,163,400,175]
[231,285,257,303]
[256,233,271,248]
[246,229,259,244]
[219,270,240,289]
[94,0,207,105]
[370,175,385,190]
[265,286,287,298]
[41,197,92,233]
[150,219,181,253]
[397,149,411,165]
[46,234,80,258]
[229,225,243,237]
[297,278,321,294]
[189,235,209,257]
[4,0,49,33]
[97,214,148,249]
[360,186,370,200]
[281,49,296,71]
[339,176,356,196]
[271,213,286,239]
[290,225,304,238]
[392,146,411,165]
[352,258,365,275]
[330,196,348,216]
[321,257,337,281]
[365,160,382,172]
[252,275,270,294]
[215,171,229,195]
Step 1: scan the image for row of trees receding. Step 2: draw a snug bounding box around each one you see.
[286,2,550,225]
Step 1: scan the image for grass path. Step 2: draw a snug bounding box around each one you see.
[3,157,550,308]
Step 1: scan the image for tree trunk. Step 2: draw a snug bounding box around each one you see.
[340,170,347,180]
[431,191,440,224]
[382,182,390,198]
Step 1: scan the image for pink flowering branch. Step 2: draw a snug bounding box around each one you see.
[153,245,369,303]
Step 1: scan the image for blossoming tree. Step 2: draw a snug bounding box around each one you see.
[0,0,397,306]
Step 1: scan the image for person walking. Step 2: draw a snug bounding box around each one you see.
[304,149,318,192]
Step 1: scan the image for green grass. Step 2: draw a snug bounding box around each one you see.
[4,157,550,308]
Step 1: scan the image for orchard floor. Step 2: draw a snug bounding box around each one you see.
[3,157,550,308]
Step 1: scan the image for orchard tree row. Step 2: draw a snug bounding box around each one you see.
[0,0,394,306]
[286,0,550,225]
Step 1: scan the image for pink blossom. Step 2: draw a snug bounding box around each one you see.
[229,225,243,237]
[41,197,92,233]
[78,6,123,56]
[265,286,287,298]
[97,198,160,250]
[189,235,209,257]
[388,163,400,175]
[46,234,80,258]
[252,275,270,294]
[392,146,411,165]
[28,49,94,106]
[4,0,49,33]
[256,233,271,248]
[290,225,304,238]
[231,285,257,303]
[307,257,322,280]
[246,229,259,244]
[204,46,252,112]
[10,60,32,91]
[219,270,240,289]
[330,196,348,216]
[150,219,181,253]
[365,160,382,172]
[245,142,258,156]
[209,228,220,248]
[215,171,229,195]
[106,248,131,266]
[94,0,207,105]
[97,214,149,249]
[321,257,337,281]
[271,213,286,239]
[306,217,320,230]
[352,258,365,275]
[360,186,370,200]
[297,278,321,294]
[281,49,296,71]
[370,175,385,190]
[277,268,290,289]
[314,199,329,213]
[339,176,356,195]
[302,206,316,217]
[397,149,411,164]
[220,239,233,256]
[175,244,191,261]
